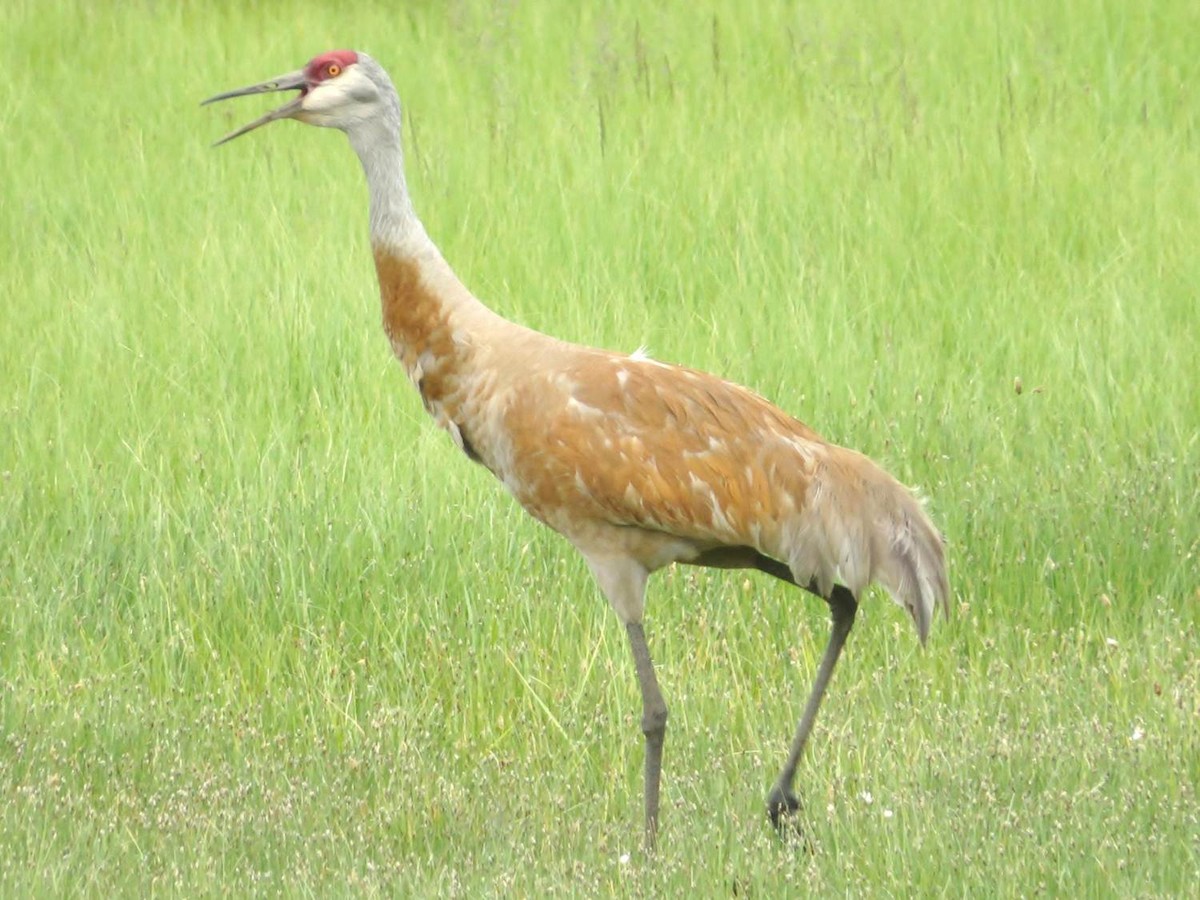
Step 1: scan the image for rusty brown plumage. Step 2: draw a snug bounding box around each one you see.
[501,351,816,551]
[368,237,949,848]
[207,49,949,850]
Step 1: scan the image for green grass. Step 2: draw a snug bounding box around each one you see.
[2,0,1197,894]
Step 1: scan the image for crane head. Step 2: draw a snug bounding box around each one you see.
[203,50,385,146]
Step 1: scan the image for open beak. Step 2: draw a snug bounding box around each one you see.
[202,69,308,146]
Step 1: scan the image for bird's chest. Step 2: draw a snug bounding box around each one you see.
[395,345,499,468]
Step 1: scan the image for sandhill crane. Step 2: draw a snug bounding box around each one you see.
[205,50,949,850]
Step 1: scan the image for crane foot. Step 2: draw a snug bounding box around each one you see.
[766,785,802,833]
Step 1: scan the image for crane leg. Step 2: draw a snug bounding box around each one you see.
[767,585,858,830]
[626,620,668,851]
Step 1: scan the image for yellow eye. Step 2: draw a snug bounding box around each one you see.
[327,64,341,78]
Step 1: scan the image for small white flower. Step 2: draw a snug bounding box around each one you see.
[1131,725,1145,742]
[618,853,631,865]
[883,809,894,819]
[860,790,873,805]
[1105,637,1119,648]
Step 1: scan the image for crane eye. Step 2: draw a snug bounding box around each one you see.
[326,63,341,78]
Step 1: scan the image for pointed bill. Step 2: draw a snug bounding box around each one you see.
[202,69,307,146]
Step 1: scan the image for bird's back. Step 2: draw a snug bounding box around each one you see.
[495,344,825,553]
[483,339,946,637]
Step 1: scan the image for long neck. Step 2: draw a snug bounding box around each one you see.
[346,102,492,412]
[347,108,421,252]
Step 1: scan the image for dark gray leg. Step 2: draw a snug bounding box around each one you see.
[626,621,669,850]
[767,586,858,829]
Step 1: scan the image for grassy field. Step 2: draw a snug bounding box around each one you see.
[2,0,1197,894]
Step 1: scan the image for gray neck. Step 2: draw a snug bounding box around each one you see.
[347,107,425,252]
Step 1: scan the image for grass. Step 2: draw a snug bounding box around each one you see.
[2,0,1197,894]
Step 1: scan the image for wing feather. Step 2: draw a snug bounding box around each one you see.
[501,349,824,551]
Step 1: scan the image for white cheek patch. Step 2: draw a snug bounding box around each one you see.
[303,69,374,116]
[303,88,340,114]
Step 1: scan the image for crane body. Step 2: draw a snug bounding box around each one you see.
[205,50,950,849]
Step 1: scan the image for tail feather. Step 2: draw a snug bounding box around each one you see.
[788,446,949,643]
[878,485,950,644]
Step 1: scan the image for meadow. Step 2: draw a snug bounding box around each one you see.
[1,0,1197,894]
